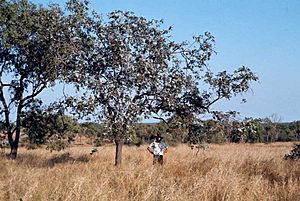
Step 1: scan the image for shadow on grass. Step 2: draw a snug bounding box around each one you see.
[13,152,91,168]
[239,158,300,185]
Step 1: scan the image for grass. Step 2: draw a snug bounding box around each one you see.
[0,142,300,201]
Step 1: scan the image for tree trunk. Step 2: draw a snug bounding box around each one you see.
[115,137,123,166]
[10,142,18,159]
[10,128,21,159]
[9,104,22,159]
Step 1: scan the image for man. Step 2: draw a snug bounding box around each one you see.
[147,136,168,165]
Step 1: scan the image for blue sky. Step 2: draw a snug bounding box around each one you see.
[33,0,300,122]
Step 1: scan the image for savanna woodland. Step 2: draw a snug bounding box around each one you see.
[1,0,300,200]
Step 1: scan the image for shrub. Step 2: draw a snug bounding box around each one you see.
[284,144,300,160]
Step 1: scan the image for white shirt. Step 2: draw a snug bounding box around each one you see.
[149,141,168,156]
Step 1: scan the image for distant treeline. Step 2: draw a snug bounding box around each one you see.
[104,119,300,145]
[1,116,298,149]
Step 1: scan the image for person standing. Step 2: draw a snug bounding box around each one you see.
[147,136,168,165]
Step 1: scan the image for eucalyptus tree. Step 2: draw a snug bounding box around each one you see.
[0,0,91,158]
[67,9,258,166]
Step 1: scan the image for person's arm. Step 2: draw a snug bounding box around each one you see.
[162,142,168,154]
[164,146,168,154]
[147,143,154,154]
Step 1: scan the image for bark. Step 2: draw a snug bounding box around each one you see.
[10,142,18,159]
[10,126,21,159]
[9,102,23,159]
[115,137,123,166]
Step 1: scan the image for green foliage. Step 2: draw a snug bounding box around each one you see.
[239,118,264,143]
[94,138,102,147]
[80,122,108,147]
[185,123,208,144]
[276,124,294,141]
[22,101,80,151]
[289,121,300,140]
[46,134,70,152]
[263,118,277,143]
[80,122,103,137]
[125,133,143,147]
[22,100,49,145]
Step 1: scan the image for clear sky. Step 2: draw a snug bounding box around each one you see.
[33,0,300,122]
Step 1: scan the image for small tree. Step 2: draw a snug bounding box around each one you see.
[263,118,278,143]
[242,118,264,143]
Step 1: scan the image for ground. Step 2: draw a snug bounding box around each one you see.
[0,142,299,201]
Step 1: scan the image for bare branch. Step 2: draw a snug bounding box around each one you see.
[152,116,168,124]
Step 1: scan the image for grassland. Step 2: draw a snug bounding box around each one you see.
[0,142,300,201]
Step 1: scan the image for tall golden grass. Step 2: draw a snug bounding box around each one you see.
[0,142,300,201]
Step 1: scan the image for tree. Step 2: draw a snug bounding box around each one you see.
[263,114,282,143]
[0,0,90,158]
[66,11,189,166]
[65,8,258,166]
[238,118,264,143]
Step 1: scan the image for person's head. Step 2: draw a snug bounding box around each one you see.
[155,136,163,143]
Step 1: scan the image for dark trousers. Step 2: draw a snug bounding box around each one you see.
[153,155,163,165]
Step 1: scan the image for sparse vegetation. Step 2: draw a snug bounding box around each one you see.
[0,0,298,200]
[1,142,300,201]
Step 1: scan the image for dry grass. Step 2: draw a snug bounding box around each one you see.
[1,142,300,201]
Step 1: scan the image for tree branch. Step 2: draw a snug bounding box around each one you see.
[152,115,168,124]
[0,60,6,77]
[0,80,14,88]
[22,83,47,106]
